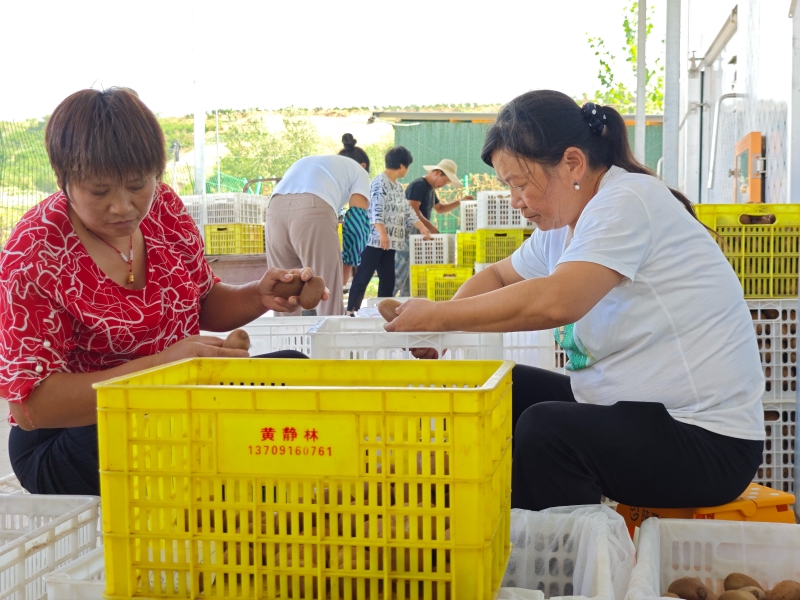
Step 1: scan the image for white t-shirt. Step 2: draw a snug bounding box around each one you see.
[511,166,764,441]
[272,155,371,214]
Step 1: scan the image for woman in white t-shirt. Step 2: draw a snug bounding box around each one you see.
[266,138,371,316]
[386,90,764,511]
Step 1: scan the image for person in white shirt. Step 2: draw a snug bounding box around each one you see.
[267,141,370,316]
[386,90,764,511]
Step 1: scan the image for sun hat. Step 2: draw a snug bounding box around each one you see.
[423,159,463,188]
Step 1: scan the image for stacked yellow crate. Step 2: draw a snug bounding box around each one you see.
[408,233,472,301]
[696,204,800,497]
[473,191,534,272]
[194,193,267,255]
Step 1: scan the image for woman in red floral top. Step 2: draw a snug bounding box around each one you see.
[0,88,325,496]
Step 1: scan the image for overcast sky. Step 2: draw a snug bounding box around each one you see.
[0,0,665,121]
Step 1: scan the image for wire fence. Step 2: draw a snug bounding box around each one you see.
[0,118,507,249]
[0,120,58,248]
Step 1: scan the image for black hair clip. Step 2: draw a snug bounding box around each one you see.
[581,102,607,135]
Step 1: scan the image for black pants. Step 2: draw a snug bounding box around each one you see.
[347,246,396,311]
[511,365,764,511]
[9,350,308,496]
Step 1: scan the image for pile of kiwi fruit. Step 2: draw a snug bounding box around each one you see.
[667,574,800,600]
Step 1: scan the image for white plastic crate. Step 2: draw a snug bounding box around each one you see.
[204,192,267,225]
[503,331,558,370]
[180,194,206,241]
[0,495,100,600]
[461,200,478,232]
[477,191,536,229]
[0,475,25,495]
[502,506,635,600]
[308,316,504,360]
[409,233,455,265]
[180,193,268,228]
[201,315,323,357]
[748,299,797,400]
[626,518,800,600]
[757,399,795,495]
[44,546,104,600]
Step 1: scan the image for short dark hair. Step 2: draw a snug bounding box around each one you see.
[337,133,370,171]
[384,146,413,170]
[45,87,166,188]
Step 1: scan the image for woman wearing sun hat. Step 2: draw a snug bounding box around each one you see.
[394,158,473,296]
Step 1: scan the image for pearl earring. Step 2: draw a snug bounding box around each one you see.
[573,181,580,191]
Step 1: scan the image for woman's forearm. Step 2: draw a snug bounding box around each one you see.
[9,353,158,430]
[440,278,564,333]
[453,257,522,300]
[199,282,266,332]
[452,265,505,299]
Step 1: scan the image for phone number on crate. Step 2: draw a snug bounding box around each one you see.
[247,445,333,457]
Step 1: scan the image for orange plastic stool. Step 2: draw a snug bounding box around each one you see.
[616,483,795,536]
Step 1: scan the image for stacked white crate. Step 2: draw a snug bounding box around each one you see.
[408,233,455,265]
[748,299,797,496]
[181,193,268,248]
[460,200,478,232]
[473,191,535,272]
[476,191,536,230]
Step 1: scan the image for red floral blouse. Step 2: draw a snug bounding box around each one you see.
[0,183,219,409]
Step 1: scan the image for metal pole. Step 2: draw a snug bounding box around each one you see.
[791,5,800,518]
[662,0,681,186]
[194,108,205,195]
[634,0,647,163]
[216,108,221,194]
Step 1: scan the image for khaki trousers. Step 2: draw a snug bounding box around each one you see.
[265,193,343,316]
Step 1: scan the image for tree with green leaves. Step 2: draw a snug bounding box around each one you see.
[220,109,321,180]
[583,0,664,114]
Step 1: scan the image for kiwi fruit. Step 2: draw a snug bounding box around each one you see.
[378,299,402,322]
[299,276,325,309]
[222,329,250,351]
[668,577,712,600]
[768,581,800,600]
[272,273,304,299]
[726,575,764,592]
[721,592,761,600]
[741,588,768,600]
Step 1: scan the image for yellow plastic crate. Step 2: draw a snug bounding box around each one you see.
[426,267,474,302]
[410,263,455,298]
[338,222,343,249]
[204,224,265,255]
[475,230,525,263]
[96,359,513,600]
[695,204,800,297]
[456,232,477,269]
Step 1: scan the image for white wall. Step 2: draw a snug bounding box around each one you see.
[680,0,792,204]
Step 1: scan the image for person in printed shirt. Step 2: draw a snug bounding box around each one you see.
[0,88,327,496]
[387,90,764,511]
[345,147,431,314]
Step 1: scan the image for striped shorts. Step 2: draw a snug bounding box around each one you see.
[341,207,370,266]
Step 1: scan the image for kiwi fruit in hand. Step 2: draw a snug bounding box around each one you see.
[223,329,250,351]
[378,299,402,322]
